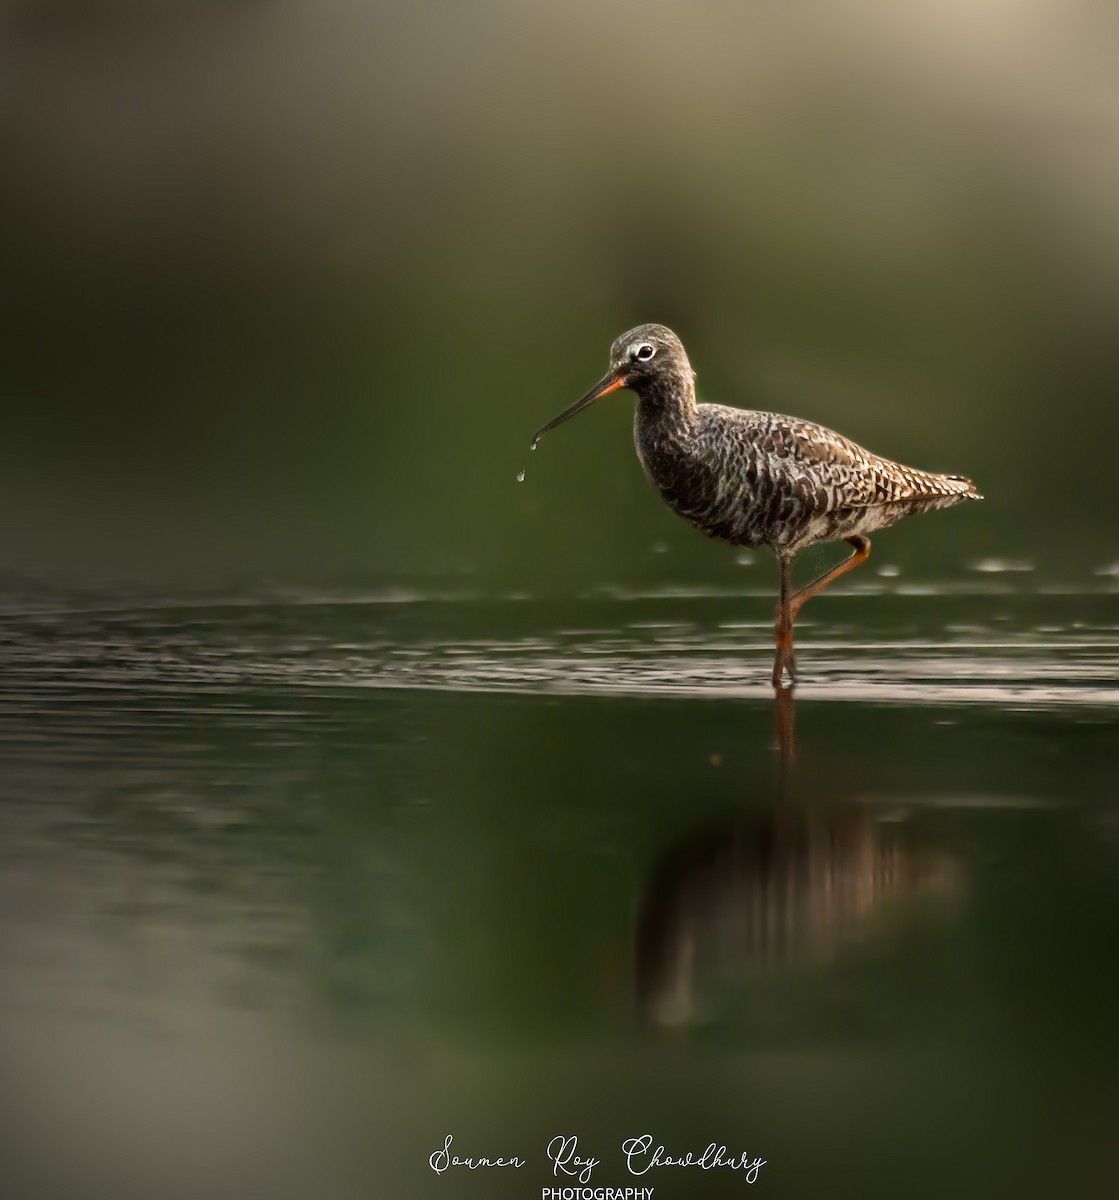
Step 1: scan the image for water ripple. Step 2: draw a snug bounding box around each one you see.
[0,591,1117,710]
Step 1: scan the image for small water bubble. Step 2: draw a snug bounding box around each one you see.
[516,469,526,483]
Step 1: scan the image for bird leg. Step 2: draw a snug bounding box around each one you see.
[772,553,796,690]
[772,536,871,689]
[790,536,871,620]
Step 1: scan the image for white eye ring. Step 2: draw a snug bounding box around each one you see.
[633,343,656,362]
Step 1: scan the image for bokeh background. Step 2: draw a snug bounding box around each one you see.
[4,0,1118,595]
[4,7,1119,1200]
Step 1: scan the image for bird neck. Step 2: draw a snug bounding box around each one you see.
[634,371,697,439]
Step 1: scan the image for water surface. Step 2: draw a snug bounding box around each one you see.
[1,584,1116,1198]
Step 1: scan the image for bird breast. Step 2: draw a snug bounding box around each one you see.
[634,405,764,545]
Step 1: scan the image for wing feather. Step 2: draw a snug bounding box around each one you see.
[698,406,977,512]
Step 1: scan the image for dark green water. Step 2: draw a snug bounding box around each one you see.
[2,582,1117,1199]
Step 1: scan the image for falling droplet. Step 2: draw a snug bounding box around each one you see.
[530,440,538,451]
[516,469,525,483]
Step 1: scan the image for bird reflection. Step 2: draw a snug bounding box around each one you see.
[635,688,957,1027]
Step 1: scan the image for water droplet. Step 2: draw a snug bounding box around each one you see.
[516,469,525,483]
[530,440,538,451]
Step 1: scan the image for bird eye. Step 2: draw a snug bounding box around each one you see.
[634,343,656,362]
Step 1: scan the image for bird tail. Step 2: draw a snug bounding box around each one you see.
[940,474,982,501]
[890,468,981,507]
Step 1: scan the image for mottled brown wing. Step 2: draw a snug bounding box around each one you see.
[744,411,977,508]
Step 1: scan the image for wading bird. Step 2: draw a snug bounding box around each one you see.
[532,324,979,688]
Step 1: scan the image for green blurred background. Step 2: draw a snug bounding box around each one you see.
[3,0,1117,593]
[3,9,1119,1198]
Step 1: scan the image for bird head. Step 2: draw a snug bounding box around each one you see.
[532,324,693,445]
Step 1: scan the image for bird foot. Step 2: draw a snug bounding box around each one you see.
[771,643,797,690]
[772,666,797,691]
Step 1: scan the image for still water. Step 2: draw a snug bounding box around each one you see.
[1,583,1116,1198]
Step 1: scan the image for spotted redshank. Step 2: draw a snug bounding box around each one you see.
[532,324,980,688]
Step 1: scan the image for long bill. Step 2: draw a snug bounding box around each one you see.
[531,370,629,445]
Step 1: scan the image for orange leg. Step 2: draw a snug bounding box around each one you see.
[772,553,796,690]
[772,536,871,690]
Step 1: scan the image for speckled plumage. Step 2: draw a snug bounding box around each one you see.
[622,325,979,553]
[533,322,980,687]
